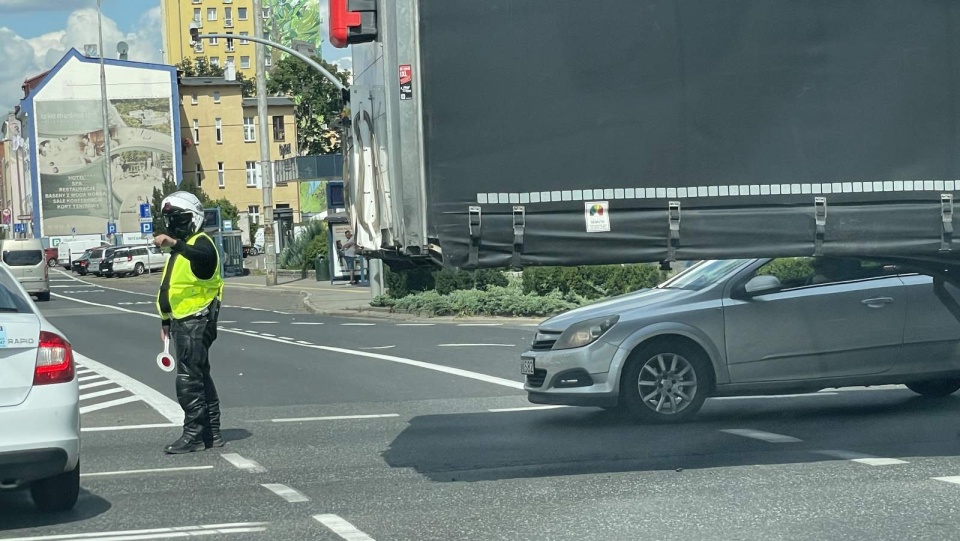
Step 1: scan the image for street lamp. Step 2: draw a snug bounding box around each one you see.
[188,19,347,287]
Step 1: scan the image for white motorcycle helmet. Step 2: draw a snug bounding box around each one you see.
[160,191,204,238]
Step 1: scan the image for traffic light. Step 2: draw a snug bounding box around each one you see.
[329,0,378,48]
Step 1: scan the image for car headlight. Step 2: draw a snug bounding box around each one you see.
[553,315,620,350]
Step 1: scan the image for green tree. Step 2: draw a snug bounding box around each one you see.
[266,55,351,155]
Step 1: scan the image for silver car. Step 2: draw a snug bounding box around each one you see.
[522,257,960,422]
[0,263,80,511]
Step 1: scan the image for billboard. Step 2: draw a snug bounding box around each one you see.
[27,51,178,237]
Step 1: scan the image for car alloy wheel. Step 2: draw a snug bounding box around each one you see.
[622,340,712,423]
[135,263,145,276]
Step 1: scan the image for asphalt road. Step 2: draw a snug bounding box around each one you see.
[3,270,960,540]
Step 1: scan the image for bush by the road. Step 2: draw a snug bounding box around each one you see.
[372,281,582,317]
[278,221,327,271]
[383,266,509,298]
[522,264,666,300]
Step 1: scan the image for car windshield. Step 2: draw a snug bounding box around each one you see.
[657,259,751,291]
[2,250,43,266]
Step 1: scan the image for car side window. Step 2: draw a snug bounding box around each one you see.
[755,257,891,289]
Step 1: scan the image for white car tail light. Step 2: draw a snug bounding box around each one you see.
[34,331,74,385]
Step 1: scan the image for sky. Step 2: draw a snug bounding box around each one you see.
[0,0,351,111]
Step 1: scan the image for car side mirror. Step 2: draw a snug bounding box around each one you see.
[740,275,783,297]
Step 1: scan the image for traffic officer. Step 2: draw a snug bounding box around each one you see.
[153,191,225,454]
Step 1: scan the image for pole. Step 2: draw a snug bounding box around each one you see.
[97,0,116,245]
[252,0,276,286]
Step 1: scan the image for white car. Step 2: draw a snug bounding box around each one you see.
[0,264,80,511]
[109,245,168,277]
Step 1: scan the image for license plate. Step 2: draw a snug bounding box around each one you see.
[520,357,535,375]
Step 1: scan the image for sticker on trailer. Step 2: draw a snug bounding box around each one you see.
[0,326,7,348]
[399,64,413,100]
[585,201,611,233]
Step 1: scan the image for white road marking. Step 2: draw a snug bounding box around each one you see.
[62,289,104,294]
[79,396,140,414]
[296,340,312,345]
[438,343,516,347]
[246,330,260,334]
[251,321,279,324]
[488,405,569,412]
[77,375,100,382]
[291,322,324,325]
[79,387,126,401]
[314,514,375,541]
[82,423,178,432]
[74,352,182,423]
[262,483,310,503]
[272,414,400,423]
[221,453,267,473]
[279,336,294,341]
[272,311,292,315]
[933,476,960,486]
[342,323,375,326]
[712,392,839,400]
[457,323,502,327]
[815,450,908,466]
[79,379,113,390]
[397,323,434,326]
[49,285,76,288]
[720,429,802,443]
[219,320,237,324]
[1,522,270,541]
[82,465,214,478]
[54,294,526,390]
[359,345,395,350]
[261,333,277,337]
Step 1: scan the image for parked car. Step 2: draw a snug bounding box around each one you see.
[0,263,80,512]
[87,246,125,276]
[109,245,167,277]
[43,247,58,268]
[523,257,960,422]
[71,250,93,276]
[1,238,50,302]
[58,239,105,270]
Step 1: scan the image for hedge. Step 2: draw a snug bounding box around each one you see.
[372,283,583,317]
[521,264,667,300]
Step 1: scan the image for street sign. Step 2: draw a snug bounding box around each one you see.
[140,222,153,235]
[139,203,152,219]
[1,209,9,217]
[223,220,233,232]
[17,215,31,221]
[107,222,117,235]
[13,224,23,233]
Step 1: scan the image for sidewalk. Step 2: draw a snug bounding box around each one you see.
[226,272,544,326]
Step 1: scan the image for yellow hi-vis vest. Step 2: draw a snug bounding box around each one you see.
[156,232,224,320]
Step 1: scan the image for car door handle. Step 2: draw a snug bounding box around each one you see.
[861,297,894,307]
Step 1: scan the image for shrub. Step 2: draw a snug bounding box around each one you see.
[522,264,666,300]
[389,283,581,317]
[756,257,814,283]
[384,265,436,298]
[278,221,326,270]
[433,268,509,295]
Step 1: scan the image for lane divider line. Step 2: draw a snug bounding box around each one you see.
[82,465,214,478]
[314,514,376,541]
[438,343,516,347]
[720,428,802,443]
[0,521,270,541]
[221,453,267,473]
[815,450,908,466]
[261,483,310,503]
[54,293,526,391]
[271,414,400,423]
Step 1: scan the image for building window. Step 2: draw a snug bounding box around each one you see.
[215,118,223,143]
[224,7,233,23]
[248,205,260,224]
[272,116,285,142]
[213,90,220,103]
[191,94,198,105]
[238,7,248,20]
[196,167,203,187]
[226,34,235,51]
[207,7,217,20]
[192,119,200,144]
[217,162,225,188]
[246,162,257,187]
[210,56,220,68]
[265,55,272,67]
[239,32,249,45]
[209,36,218,46]
[243,117,256,142]
[262,7,271,19]
[193,8,202,23]
[240,56,250,69]
[227,56,235,67]
[193,41,203,53]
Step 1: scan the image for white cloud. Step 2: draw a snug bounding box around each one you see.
[0,6,163,111]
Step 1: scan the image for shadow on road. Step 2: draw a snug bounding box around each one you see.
[0,488,111,531]
[382,391,960,483]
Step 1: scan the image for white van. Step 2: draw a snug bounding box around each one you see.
[1,238,50,301]
[57,240,105,269]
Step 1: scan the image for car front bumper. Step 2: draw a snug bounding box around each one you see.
[522,340,629,408]
[0,381,79,487]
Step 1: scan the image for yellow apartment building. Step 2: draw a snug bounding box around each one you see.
[162,0,265,79]
[178,76,301,226]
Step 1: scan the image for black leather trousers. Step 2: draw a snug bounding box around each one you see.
[171,311,220,443]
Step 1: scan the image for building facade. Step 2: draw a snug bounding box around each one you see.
[162,0,324,78]
[179,76,300,226]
